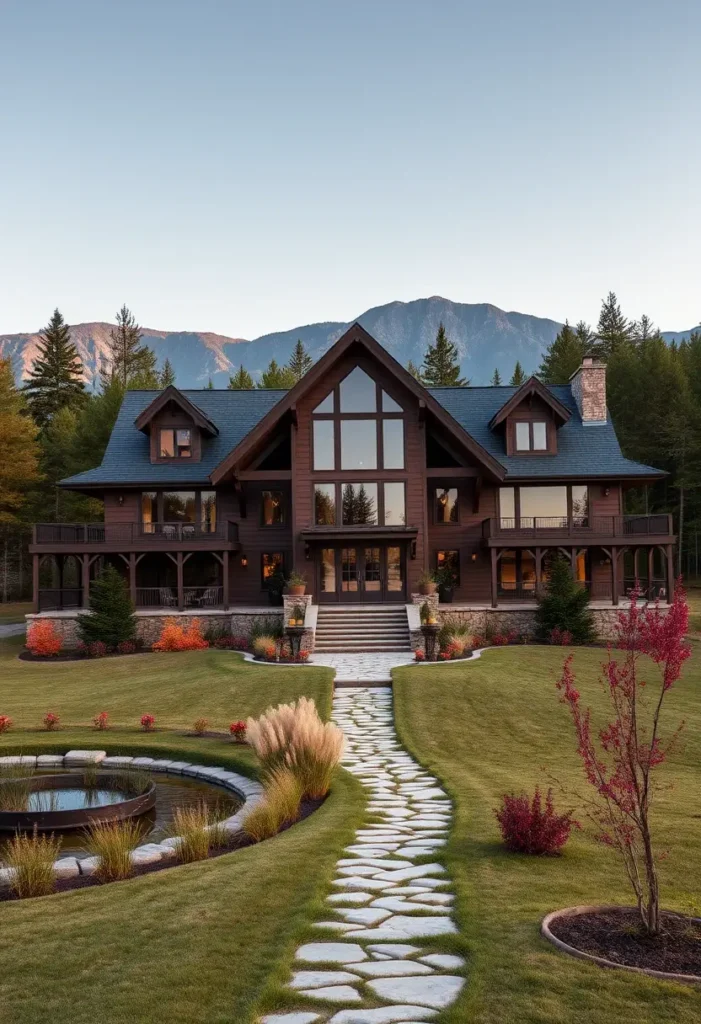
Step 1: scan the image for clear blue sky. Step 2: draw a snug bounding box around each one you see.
[1,0,699,338]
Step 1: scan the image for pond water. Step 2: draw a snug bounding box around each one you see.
[27,787,130,812]
[0,771,242,860]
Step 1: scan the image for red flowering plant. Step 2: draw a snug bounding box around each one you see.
[0,715,12,734]
[140,713,156,732]
[495,786,578,855]
[414,648,425,662]
[556,583,690,936]
[229,720,246,742]
[43,711,60,731]
[117,640,137,654]
[549,626,573,646]
[92,711,109,731]
[296,649,310,663]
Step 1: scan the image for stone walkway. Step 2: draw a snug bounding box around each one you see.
[309,653,415,682]
[262,686,464,1024]
[0,622,25,638]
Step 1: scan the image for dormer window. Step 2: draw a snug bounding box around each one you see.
[515,421,547,452]
[160,428,192,458]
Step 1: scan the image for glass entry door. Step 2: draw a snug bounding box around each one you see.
[319,545,406,602]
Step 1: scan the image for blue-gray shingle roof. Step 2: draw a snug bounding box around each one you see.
[62,383,663,487]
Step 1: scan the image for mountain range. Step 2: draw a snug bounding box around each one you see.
[1,297,697,389]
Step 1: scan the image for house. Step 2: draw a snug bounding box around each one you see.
[29,324,675,646]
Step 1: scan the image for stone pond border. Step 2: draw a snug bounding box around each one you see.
[0,750,263,887]
[541,905,701,984]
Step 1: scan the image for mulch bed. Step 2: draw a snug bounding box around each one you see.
[0,796,324,902]
[18,649,152,663]
[550,908,701,976]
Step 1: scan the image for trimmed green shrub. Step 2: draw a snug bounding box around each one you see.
[535,556,595,644]
[78,564,137,649]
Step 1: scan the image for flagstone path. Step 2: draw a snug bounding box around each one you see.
[261,685,465,1024]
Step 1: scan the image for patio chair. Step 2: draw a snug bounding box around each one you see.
[158,587,177,607]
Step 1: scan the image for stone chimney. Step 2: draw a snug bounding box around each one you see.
[569,355,607,424]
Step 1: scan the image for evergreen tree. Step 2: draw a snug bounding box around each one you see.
[77,563,137,648]
[535,556,595,644]
[509,361,526,386]
[0,359,41,524]
[107,305,159,387]
[23,309,85,425]
[490,368,502,386]
[407,360,424,383]
[228,364,254,389]
[538,321,587,384]
[258,359,296,389]
[71,378,125,474]
[206,377,214,389]
[595,291,633,356]
[159,358,176,388]
[342,483,376,525]
[287,339,313,381]
[421,322,466,386]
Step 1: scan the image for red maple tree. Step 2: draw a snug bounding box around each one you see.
[556,584,690,935]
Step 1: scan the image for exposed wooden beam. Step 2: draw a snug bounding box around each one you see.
[426,467,479,478]
[236,470,292,481]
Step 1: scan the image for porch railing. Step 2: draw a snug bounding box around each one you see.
[37,588,83,611]
[33,522,239,544]
[484,513,673,540]
[135,586,224,609]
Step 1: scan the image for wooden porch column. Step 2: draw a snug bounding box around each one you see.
[665,543,674,603]
[535,547,542,594]
[647,546,654,598]
[32,554,39,613]
[222,550,229,609]
[81,554,90,609]
[176,552,184,611]
[490,548,498,608]
[129,553,137,605]
[611,546,619,606]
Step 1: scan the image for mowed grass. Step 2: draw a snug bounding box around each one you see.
[686,587,701,634]
[392,646,701,1024]
[0,637,359,1024]
[0,634,334,731]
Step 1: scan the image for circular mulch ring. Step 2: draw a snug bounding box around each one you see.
[542,905,701,983]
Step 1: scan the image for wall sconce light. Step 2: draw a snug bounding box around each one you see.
[117,495,124,506]
[471,552,478,562]
[603,486,610,497]
[240,556,248,568]
[304,542,311,560]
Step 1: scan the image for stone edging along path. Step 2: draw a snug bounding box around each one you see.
[0,750,263,886]
[262,685,465,1024]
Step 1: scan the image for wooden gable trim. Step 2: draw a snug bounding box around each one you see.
[489,377,571,429]
[210,323,505,484]
[134,387,219,436]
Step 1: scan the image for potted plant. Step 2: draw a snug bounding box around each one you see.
[418,569,437,596]
[267,566,285,606]
[292,604,305,626]
[435,564,458,604]
[286,570,307,597]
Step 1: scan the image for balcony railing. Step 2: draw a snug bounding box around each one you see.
[33,522,239,545]
[484,513,673,540]
[497,578,667,603]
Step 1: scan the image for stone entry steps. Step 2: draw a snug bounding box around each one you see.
[315,607,411,653]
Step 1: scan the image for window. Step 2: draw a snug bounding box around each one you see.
[314,392,334,414]
[141,492,157,533]
[262,552,284,586]
[383,483,406,526]
[201,491,217,533]
[341,420,377,470]
[342,483,378,525]
[499,487,515,528]
[382,390,402,412]
[313,419,335,470]
[436,549,460,586]
[572,485,589,525]
[382,419,404,469]
[340,367,376,412]
[162,491,196,523]
[499,550,517,593]
[515,421,547,452]
[261,490,285,526]
[159,428,191,458]
[519,486,567,528]
[320,548,336,592]
[435,487,458,524]
[314,484,336,525]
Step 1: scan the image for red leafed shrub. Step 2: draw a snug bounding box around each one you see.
[140,713,156,732]
[93,711,109,730]
[414,649,425,662]
[87,641,108,658]
[117,640,137,654]
[230,720,246,742]
[297,650,310,662]
[43,711,60,731]
[549,626,573,646]
[193,717,209,735]
[27,620,63,657]
[491,630,519,647]
[0,715,13,734]
[471,635,485,649]
[214,635,248,650]
[153,619,209,652]
[495,787,578,854]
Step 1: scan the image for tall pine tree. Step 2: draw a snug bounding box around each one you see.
[406,360,423,382]
[159,358,176,388]
[421,323,467,386]
[107,305,159,387]
[490,368,502,385]
[287,339,313,381]
[538,321,587,384]
[258,359,296,389]
[595,291,633,356]
[23,309,85,425]
[228,364,254,389]
[509,361,526,386]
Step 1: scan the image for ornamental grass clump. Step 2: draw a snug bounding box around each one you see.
[85,819,144,881]
[172,802,227,863]
[242,766,303,843]
[246,696,344,799]
[0,764,34,812]
[495,787,578,855]
[252,635,278,660]
[5,828,61,898]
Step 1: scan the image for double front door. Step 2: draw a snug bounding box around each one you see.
[318,544,406,602]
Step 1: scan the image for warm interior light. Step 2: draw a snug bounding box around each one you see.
[471,552,477,562]
[241,557,248,567]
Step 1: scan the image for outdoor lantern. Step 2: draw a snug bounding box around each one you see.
[241,556,248,568]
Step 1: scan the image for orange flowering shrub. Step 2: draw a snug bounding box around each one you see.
[27,620,63,657]
[152,618,209,652]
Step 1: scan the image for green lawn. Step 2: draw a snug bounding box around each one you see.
[393,646,701,1024]
[0,637,359,1024]
[0,601,31,625]
[686,587,701,634]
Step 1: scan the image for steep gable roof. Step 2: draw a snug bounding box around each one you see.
[133,386,219,436]
[489,375,571,429]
